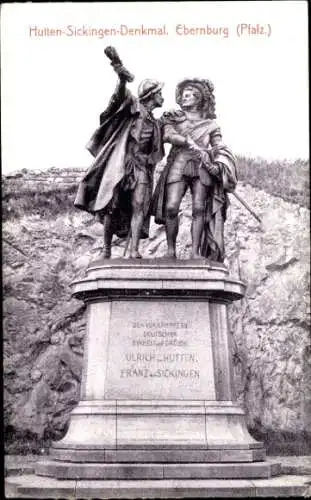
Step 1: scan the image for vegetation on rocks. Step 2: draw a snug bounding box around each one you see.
[237,156,309,208]
[2,156,309,223]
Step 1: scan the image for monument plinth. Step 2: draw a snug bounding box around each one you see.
[36,259,280,480]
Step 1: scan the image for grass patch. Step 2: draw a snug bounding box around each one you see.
[2,185,78,221]
[2,156,309,221]
[237,156,309,208]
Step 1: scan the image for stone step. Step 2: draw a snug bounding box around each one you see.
[5,454,311,476]
[5,456,37,477]
[273,455,311,475]
[49,447,266,463]
[5,474,311,498]
[35,459,282,480]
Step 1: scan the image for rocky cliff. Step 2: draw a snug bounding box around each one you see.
[3,166,310,455]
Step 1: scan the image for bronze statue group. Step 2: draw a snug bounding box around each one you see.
[74,47,237,262]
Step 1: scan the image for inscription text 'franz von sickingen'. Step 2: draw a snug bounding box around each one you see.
[120,367,200,379]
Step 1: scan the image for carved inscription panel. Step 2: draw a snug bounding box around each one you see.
[104,300,216,400]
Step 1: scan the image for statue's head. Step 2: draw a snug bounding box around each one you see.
[176,78,216,118]
[138,79,164,108]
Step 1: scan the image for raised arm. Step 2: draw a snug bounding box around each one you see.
[99,76,128,125]
[100,48,135,124]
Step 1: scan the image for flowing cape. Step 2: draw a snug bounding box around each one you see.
[201,145,237,261]
[74,84,136,215]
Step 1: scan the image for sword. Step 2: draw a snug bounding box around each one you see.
[189,140,262,224]
[231,191,262,224]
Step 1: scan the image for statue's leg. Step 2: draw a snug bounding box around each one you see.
[102,214,113,258]
[102,188,120,259]
[191,178,208,259]
[129,182,146,259]
[165,181,187,258]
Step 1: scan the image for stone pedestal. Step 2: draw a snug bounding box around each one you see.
[37,259,275,480]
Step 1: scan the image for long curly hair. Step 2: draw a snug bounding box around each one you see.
[175,78,216,119]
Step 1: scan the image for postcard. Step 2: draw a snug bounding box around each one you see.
[2,2,310,496]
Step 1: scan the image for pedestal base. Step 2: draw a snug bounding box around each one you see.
[51,400,263,451]
[41,260,271,481]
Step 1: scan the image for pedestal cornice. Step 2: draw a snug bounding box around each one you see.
[71,259,246,302]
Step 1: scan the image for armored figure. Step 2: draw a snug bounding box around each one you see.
[74,49,164,259]
[151,78,237,261]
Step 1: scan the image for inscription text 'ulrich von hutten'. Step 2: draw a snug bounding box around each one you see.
[125,353,198,363]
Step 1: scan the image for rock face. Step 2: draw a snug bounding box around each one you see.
[226,188,310,454]
[3,168,310,455]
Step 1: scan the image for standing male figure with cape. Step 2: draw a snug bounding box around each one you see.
[150,78,238,262]
[74,48,165,259]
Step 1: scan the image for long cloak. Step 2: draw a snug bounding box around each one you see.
[200,146,237,261]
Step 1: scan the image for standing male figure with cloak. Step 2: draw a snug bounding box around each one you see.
[74,48,164,259]
[150,78,237,262]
